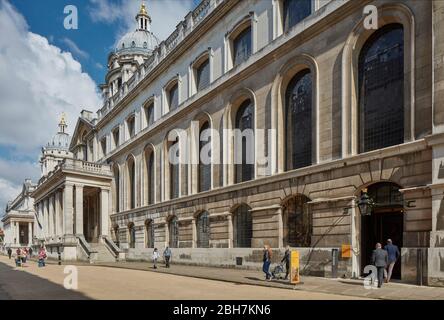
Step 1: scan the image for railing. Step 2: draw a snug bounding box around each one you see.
[102,236,123,259]
[98,0,225,120]
[77,236,93,259]
[62,159,112,176]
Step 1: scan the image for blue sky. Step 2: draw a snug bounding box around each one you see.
[9,0,201,84]
[0,0,200,217]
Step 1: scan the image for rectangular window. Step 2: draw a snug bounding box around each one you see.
[168,83,179,111]
[145,103,154,127]
[100,138,106,158]
[127,116,135,138]
[196,59,210,91]
[283,0,312,32]
[233,26,252,67]
[112,128,120,149]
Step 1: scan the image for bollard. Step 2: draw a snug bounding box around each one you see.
[417,248,423,286]
[57,246,62,266]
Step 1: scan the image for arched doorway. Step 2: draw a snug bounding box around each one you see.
[360,182,404,279]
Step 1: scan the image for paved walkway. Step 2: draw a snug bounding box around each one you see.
[35,257,444,300]
[0,256,364,300]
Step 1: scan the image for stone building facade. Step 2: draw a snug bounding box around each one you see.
[15,0,444,286]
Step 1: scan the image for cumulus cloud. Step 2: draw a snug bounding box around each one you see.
[0,0,102,214]
[60,37,90,60]
[88,0,195,46]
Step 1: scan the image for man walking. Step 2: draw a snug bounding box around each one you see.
[281,245,291,280]
[163,246,172,268]
[7,247,12,259]
[371,243,388,288]
[384,239,400,283]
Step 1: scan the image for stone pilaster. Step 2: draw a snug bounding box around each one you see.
[75,185,84,236]
[100,188,110,237]
[63,184,74,236]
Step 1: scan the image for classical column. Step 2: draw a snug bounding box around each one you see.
[14,221,18,244]
[75,185,84,236]
[54,191,61,237]
[44,198,49,239]
[48,194,54,239]
[277,207,283,249]
[100,188,110,237]
[63,184,74,236]
[164,219,169,248]
[28,222,33,246]
[191,217,197,248]
[227,213,233,248]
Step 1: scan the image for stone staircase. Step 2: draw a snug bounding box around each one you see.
[89,242,117,263]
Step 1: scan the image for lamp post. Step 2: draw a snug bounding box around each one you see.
[357,188,375,216]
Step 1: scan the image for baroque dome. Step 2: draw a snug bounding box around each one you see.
[45,114,70,151]
[116,29,159,55]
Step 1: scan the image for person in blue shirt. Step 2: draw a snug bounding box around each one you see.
[384,239,400,283]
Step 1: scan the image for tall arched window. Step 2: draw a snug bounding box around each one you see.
[235,100,254,183]
[169,216,179,248]
[169,138,180,199]
[233,204,252,248]
[113,164,120,212]
[283,195,311,247]
[285,69,313,170]
[145,149,155,205]
[196,211,210,248]
[199,122,211,192]
[358,23,404,153]
[283,0,312,32]
[127,156,136,209]
[128,223,136,249]
[145,220,154,248]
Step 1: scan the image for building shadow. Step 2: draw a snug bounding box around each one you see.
[0,260,90,300]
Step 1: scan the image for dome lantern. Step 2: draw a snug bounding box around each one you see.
[136,1,151,31]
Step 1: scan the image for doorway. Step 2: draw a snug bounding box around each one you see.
[360,182,404,280]
[83,187,101,243]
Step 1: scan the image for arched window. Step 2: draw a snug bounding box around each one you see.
[283,0,312,32]
[146,151,155,205]
[127,156,136,209]
[196,211,210,248]
[285,69,313,170]
[199,122,211,192]
[145,220,154,248]
[128,223,136,249]
[113,164,120,212]
[233,204,252,248]
[235,100,254,183]
[169,216,179,248]
[358,24,404,153]
[169,138,180,199]
[283,195,311,247]
[233,26,252,67]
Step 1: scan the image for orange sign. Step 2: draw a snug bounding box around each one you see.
[341,244,352,258]
[290,250,300,284]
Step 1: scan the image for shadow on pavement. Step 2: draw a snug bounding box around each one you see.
[0,260,90,300]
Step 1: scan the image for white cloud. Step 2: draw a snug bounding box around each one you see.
[88,0,195,46]
[0,0,102,214]
[60,37,90,60]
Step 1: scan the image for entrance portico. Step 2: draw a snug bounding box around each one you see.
[32,159,113,260]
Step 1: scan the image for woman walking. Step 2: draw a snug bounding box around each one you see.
[38,247,47,267]
[262,245,273,280]
[152,248,159,269]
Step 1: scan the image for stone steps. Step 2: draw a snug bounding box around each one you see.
[89,243,116,263]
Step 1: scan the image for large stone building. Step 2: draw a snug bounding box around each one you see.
[6,0,444,286]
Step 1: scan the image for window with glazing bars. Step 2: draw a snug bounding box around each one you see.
[196,211,210,248]
[127,116,135,138]
[168,83,179,111]
[196,59,210,91]
[233,204,252,248]
[233,26,251,67]
[283,0,312,32]
[199,122,211,192]
[170,139,180,199]
[169,217,179,248]
[147,152,154,204]
[285,70,312,170]
[235,100,254,183]
[358,24,404,153]
[146,220,154,248]
[145,103,154,127]
[283,195,311,247]
[112,128,119,148]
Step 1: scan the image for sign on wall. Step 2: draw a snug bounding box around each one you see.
[290,250,300,284]
[341,244,352,258]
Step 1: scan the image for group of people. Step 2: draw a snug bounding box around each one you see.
[6,246,48,268]
[262,245,292,281]
[371,239,400,288]
[151,246,172,269]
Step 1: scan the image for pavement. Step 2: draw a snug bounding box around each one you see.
[0,255,366,300]
[18,255,444,300]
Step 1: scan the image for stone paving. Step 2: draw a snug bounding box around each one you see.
[0,256,364,300]
[34,257,444,300]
